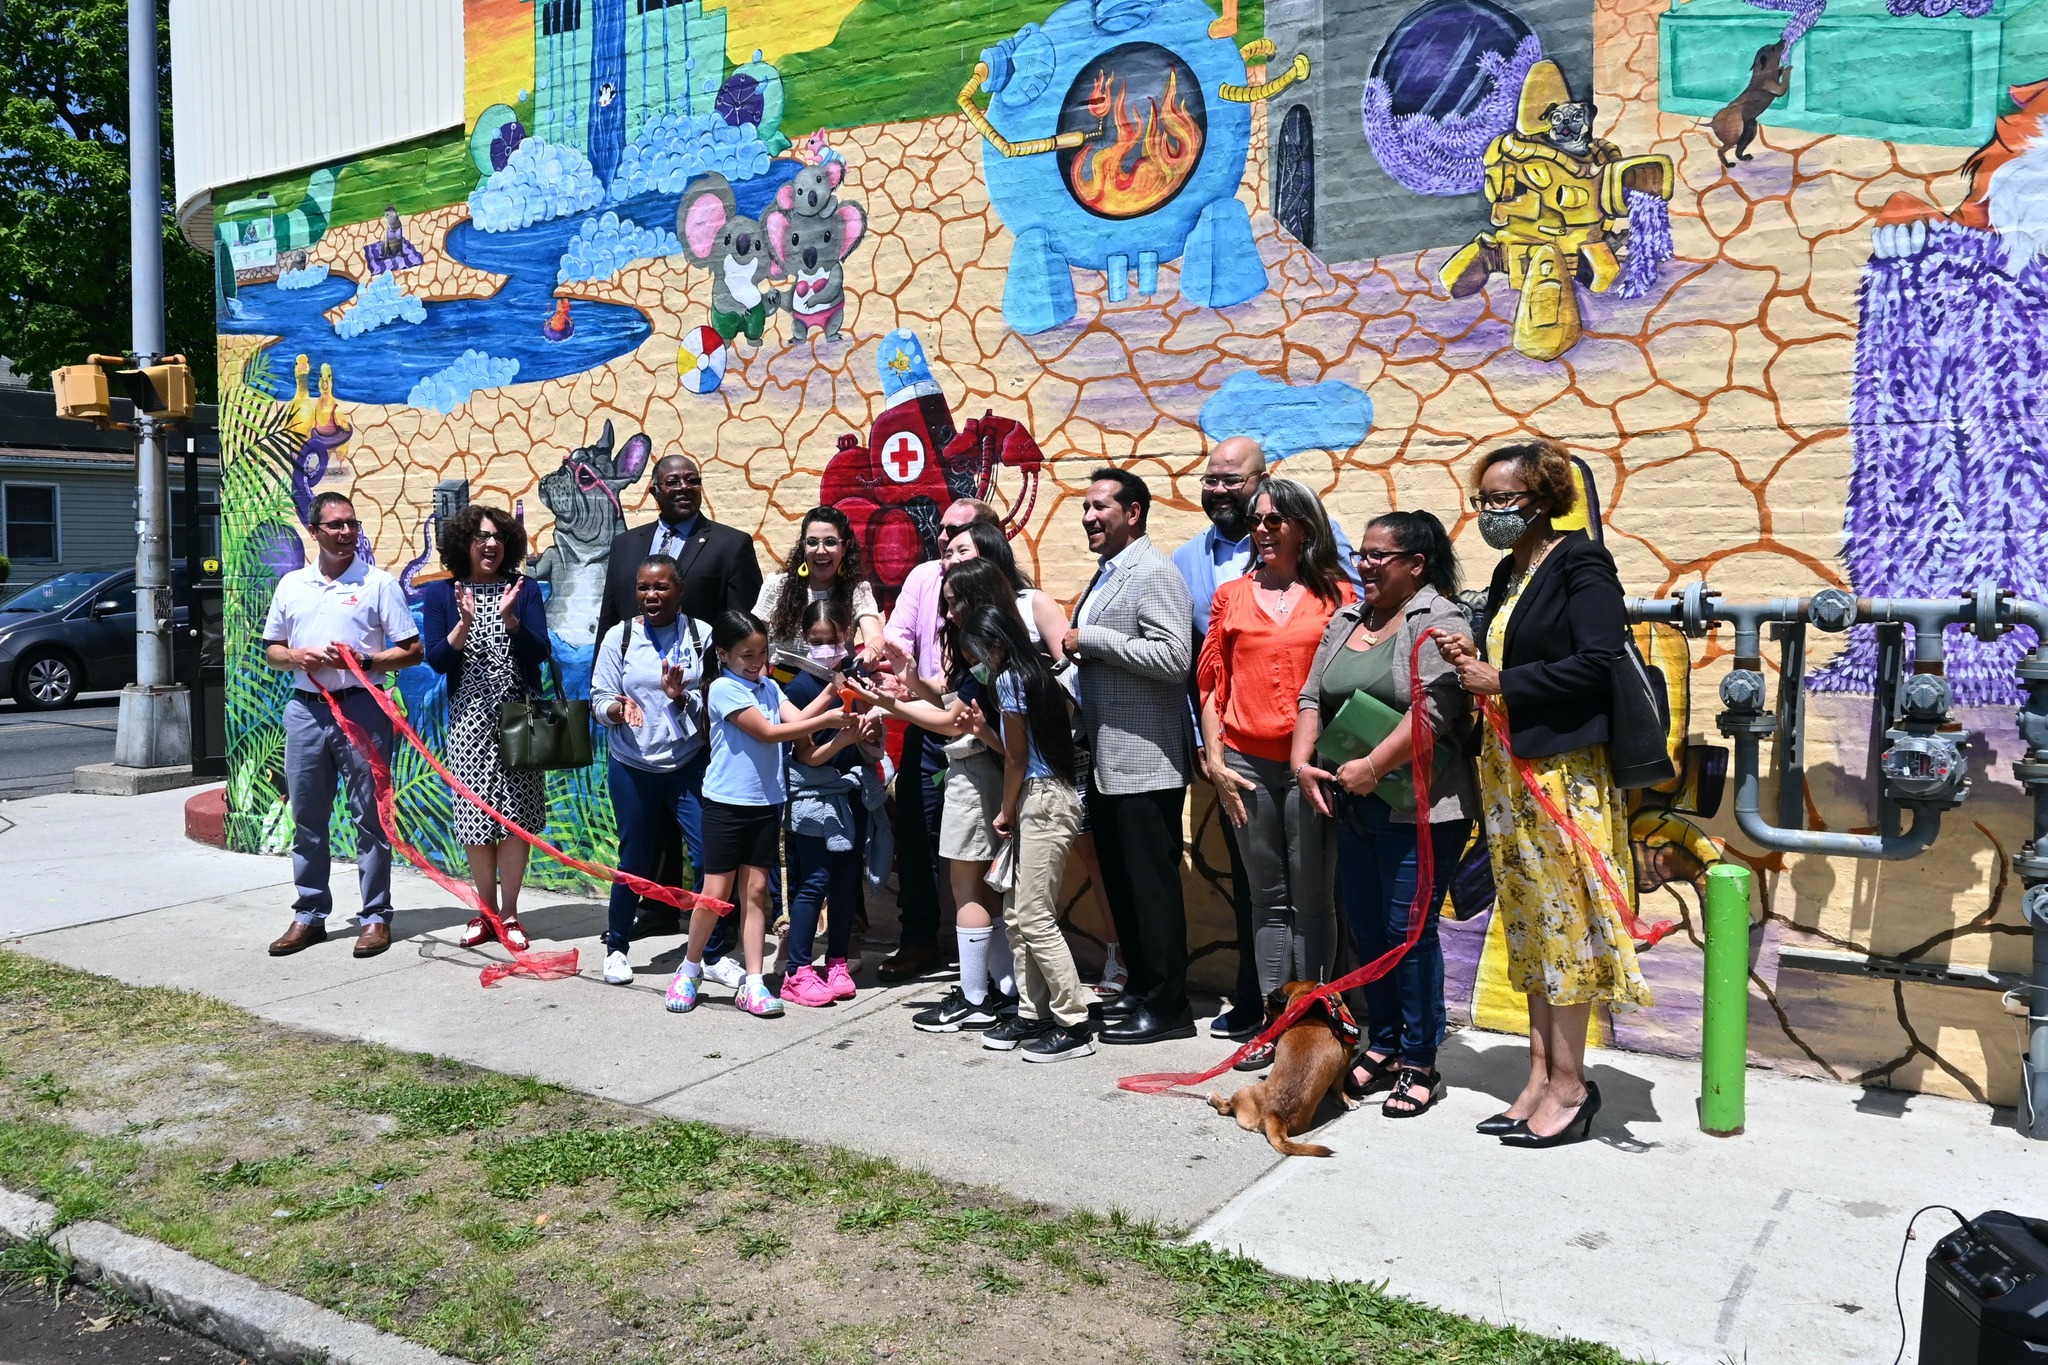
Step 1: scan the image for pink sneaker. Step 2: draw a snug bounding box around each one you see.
[780,964,836,1008]
[824,958,857,1001]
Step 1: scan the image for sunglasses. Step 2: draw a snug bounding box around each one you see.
[474,531,505,544]
[317,519,361,532]
[1249,512,1295,532]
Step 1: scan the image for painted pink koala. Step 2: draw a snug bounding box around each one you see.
[765,161,867,343]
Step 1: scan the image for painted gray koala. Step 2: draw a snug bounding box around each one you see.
[765,161,866,343]
[677,172,779,346]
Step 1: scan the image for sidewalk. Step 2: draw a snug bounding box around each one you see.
[4,787,2041,1364]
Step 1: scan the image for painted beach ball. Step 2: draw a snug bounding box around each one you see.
[678,325,728,394]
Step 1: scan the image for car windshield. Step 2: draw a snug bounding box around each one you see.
[0,572,113,614]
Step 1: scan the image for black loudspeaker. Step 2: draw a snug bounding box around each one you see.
[1921,1210,2048,1362]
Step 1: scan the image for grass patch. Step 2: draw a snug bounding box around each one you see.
[0,949,1638,1364]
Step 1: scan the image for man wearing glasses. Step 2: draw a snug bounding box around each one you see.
[260,494,423,959]
[594,451,765,943]
[1171,436,1362,1040]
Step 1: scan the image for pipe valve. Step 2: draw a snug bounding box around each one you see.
[1810,588,1857,633]
[1897,672,1953,723]
[1720,669,1767,713]
[1880,730,1969,807]
[2024,884,2048,928]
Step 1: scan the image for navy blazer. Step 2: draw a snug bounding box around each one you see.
[420,575,553,697]
[1478,531,1627,760]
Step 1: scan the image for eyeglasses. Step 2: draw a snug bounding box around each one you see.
[1200,474,1251,490]
[473,531,504,544]
[1249,512,1293,532]
[1468,492,1535,512]
[803,536,843,550]
[317,519,361,532]
[656,474,704,489]
[1355,547,1421,566]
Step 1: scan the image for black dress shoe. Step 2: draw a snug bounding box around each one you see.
[627,907,681,941]
[1498,1083,1601,1148]
[1100,1005,1198,1045]
[1475,1112,1526,1137]
[1098,990,1143,1021]
[876,941,944,983]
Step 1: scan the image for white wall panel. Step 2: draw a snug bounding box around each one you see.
[171,0,464,250]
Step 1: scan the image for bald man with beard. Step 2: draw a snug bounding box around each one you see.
[1172,436,1361,1040]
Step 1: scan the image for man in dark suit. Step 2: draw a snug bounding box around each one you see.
[596,452,764,942]
[595,454,764,650]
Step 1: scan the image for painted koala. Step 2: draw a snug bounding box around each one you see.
[677,172,779,346]
[765,161,867,342]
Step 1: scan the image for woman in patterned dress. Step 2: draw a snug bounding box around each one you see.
[421,505,553,953]
[1437,440,1650,1149]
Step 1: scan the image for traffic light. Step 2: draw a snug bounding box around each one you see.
[48,354,195,424]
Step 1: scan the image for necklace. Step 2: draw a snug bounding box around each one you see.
[1510,535,1562,592]
[1254,575,1302,617]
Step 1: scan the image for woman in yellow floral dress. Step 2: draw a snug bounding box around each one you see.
[1438,439,1650,1149]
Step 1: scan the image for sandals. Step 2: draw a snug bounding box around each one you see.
[459,917,531,953]
[1382,1066,1444,1119]
[1345,1049,1400,1099]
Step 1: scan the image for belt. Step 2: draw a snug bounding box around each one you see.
[297,685,366,702]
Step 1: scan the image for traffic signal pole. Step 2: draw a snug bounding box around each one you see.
[113,0,191,769]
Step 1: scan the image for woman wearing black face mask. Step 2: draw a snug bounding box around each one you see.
[1435,439,1649,1150]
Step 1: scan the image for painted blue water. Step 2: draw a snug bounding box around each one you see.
[219,162,798,407]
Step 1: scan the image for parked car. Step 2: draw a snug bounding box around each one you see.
[0,566,190,709]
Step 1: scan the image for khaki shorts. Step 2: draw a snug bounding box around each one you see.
[938,749,1004,863]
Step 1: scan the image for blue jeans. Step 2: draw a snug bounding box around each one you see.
[1337,794,1470,1069]
[606,751,707,953]
[784,803,864,973]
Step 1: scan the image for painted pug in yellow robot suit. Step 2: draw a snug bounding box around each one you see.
[1438,60,1673,361]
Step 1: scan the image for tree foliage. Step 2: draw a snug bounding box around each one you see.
[0,0,216,400]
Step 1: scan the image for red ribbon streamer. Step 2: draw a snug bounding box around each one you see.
[1116,631,1669,1096]
[316,647,733,988]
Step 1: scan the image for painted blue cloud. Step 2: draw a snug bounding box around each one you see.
[333,272,426,339]
[1198,372,1372,460]
[407,349,519,413]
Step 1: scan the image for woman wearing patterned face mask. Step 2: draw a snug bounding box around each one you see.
[1436,439,1650,1149]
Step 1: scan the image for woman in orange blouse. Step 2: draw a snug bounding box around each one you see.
[1198,477,1355,1068]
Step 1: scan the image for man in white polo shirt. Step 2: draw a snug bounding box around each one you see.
[261,493,423,959]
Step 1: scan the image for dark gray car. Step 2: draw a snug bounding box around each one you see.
[0,567,190,709]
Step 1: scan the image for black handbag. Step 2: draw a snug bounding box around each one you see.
[499,658,592,772]
[1607,637,1677,789]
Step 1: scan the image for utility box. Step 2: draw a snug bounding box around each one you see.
[51,365,112,421]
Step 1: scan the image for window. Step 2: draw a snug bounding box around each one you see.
[541,0,583,36]
[2,484,59,562]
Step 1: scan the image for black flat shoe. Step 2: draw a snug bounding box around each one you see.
[1475,1112,1527,1137]
[1099,1005,1198,1045]
[1098,990,1143,1021]
[1498,1082,1601,1148]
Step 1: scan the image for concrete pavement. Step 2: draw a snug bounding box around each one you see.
[3,787,2041,1364]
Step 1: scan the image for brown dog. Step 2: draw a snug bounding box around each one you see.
[1208,981,1357,1157]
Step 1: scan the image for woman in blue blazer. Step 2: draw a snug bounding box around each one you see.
[420,505,553,951]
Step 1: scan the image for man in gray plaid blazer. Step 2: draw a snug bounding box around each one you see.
[1060,469,1199,1044]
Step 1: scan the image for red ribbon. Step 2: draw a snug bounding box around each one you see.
[316,647,732,988]
[1116,631,1668,1095]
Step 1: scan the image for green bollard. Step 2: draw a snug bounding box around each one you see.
[1700,863,1754,1136]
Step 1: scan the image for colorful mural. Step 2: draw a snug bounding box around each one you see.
[211,0,2048,1107]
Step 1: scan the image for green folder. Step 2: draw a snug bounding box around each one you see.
[1315,690,1430,814]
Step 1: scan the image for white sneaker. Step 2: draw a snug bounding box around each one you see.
[702,955,747,991]
[603,951,633,985]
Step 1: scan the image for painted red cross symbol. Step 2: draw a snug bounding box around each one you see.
[882,432,926,484]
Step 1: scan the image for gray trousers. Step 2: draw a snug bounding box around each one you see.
[1224,747,1335,995]
[284,690,395,924]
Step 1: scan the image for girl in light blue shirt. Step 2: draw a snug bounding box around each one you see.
[668,610,844,1018]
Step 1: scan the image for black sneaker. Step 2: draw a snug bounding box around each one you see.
[1020,1023,1095,1064]
[913,987,1000,1034]
[986,988,1020,1018]
[1211,1003,1264,1040]
[980,1014,1049,1052]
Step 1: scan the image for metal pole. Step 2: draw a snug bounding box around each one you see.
[111,0,190,771]
[1700,863,1753,1136]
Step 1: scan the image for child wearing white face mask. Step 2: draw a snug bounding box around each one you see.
[781,604,885,1005]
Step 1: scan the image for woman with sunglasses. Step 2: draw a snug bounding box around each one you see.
[1195,477,1353,1070]
[1435,439,1651,1149]
[755,506,884,655]
[420,504,553,953]
[1293,511,1475,1119]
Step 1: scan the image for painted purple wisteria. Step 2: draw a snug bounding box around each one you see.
[1361,36,1543,197]
[1613,190,1675,299]
[1809,221,2048,706]
[1746,0,1828,49]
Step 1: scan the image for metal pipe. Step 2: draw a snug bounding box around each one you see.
[1701,863,1753,1136]
[1732,731,1943,858]
[129,0,170,689]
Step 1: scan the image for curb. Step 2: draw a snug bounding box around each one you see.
[0,1184,454,1365]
